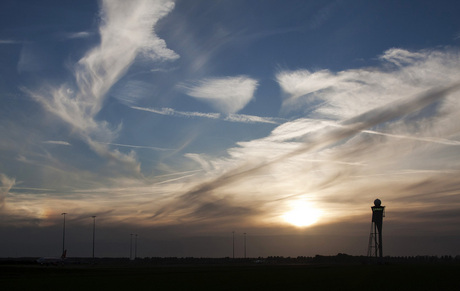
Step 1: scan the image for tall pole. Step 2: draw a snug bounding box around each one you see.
[130,234,133,260]
[61,213,67,254]
[91,216,96,259]
[244,232,247,259]
[134,234,138,259]
[232,231,235,259]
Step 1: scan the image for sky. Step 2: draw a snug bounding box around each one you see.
[1,0,460,258]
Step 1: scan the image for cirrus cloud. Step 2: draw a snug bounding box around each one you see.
[27,0,179,175]
[180,76,259,114]
[277,48,460,120]
[0,173,15,208]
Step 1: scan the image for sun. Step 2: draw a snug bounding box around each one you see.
[282,201,322,227]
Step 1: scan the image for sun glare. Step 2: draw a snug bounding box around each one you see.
[282,201,322,227]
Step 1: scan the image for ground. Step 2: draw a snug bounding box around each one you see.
[1,261,459,290]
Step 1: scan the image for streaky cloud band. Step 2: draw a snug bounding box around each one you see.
[94,141,176,151]
[42,140,71,146]
[130,105,283,124]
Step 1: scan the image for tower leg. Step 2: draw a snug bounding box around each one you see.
[376,223,383,258]
[374,223,378,257]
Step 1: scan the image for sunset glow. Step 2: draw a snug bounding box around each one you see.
[283,202,322,227]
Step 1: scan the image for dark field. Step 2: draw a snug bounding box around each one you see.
[1,262,460,291]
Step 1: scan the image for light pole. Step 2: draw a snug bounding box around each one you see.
[232,231,235,259]
[91,216,96,259]
[61,213,67,254]
[244,232,247,259]
[130,233,133,260]
[134,234,138,259]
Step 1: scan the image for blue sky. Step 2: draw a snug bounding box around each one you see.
[1,0,460,258]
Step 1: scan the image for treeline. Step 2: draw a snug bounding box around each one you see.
[2,253,459,266]
[130,253,460,265]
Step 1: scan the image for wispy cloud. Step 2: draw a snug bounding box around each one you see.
[277,48,460,119]
[95,141,175,151]
[362,130,460,146]
[223,113,283,124]
[10,187,57,192]
[0,39,24,45]
[111,80,157,106]
[42,140,71,146]
[308,0,341,29]
[0,173,15,208]
[131,106,220,119]
[180,76,259,114]
[379,48,425,66]
[27,0,178,174]
[455,32,460,40]
[130,105,282,124]
[64,31,92,39]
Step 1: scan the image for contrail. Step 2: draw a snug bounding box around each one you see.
[362,130,460,146]
[130,105,283,124]
[95,141,176,151]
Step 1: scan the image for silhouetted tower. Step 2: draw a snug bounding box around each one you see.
[367,199,385,258]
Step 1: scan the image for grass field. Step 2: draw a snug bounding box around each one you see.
[1,263,459,290]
